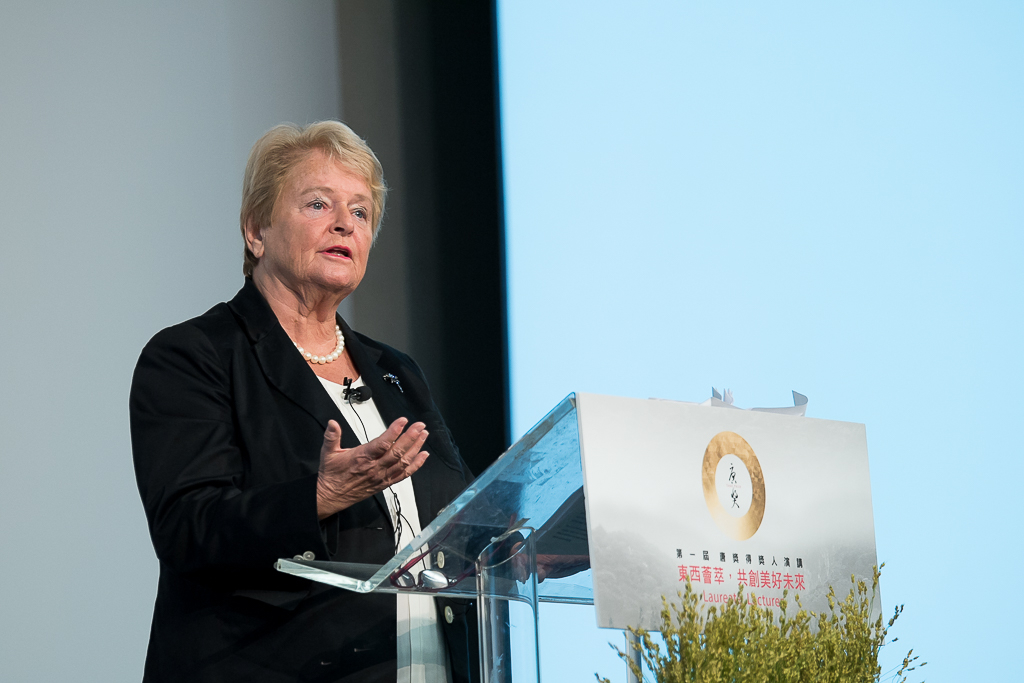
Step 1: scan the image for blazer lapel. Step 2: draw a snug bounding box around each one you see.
[339,318,400,425]
[340,317,440,528]
[226,280,356,450]
[339,317,400,518]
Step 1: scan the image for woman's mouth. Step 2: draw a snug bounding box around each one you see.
[322,246,352,259]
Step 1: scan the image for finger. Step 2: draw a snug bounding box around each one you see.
[384,449,430,483]
[395,423,428,452]
[386,427,429,468]
[364,418,410,458]
[378,422,428,465]
[384,442,429,476]
[321,420,343,454]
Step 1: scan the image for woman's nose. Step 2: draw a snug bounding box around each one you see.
[331,211,354,234]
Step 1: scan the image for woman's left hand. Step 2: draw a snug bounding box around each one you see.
[315,417,430,519]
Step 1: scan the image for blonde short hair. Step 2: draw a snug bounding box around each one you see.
[239,121,387,277]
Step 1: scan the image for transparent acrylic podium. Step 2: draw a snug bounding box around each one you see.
[276,395,592,683]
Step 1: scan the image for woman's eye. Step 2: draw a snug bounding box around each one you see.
[311,201,326,211]
[354,208,367,220]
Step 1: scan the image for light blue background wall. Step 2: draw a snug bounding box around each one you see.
[0,2,341,680]
[498,2,1022,681]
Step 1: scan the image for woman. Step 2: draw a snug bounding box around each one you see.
[130,121,477,683]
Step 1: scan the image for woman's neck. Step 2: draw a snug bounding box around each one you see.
[252,270,345,349]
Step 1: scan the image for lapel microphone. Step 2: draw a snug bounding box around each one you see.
[342,377,373,403]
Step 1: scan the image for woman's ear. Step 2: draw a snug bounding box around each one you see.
[244,217,265,259]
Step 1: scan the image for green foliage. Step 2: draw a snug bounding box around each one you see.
[597,566,924,683]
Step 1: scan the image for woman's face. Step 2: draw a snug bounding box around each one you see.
[248,150,374,299]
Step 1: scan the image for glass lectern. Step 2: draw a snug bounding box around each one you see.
[276,395,593,683]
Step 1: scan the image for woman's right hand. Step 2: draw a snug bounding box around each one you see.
[315,418,430,519]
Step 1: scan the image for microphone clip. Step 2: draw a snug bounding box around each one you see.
[343,377,373,404]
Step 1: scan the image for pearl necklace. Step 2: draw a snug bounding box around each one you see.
[294,324,345,365]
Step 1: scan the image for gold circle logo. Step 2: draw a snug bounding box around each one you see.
[702,431,766,540]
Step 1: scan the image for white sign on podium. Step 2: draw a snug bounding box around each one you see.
[576,393,878,630]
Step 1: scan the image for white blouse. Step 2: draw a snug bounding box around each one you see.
[317,376,452,683]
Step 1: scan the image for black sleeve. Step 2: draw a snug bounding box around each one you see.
[130,323,329,575]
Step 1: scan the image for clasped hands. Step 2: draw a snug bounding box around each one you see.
[316,417,430,519]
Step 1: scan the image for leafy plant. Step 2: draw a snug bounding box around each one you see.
[597,566,923,683]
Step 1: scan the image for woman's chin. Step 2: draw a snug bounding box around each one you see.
[309,271,362,298]
[259,269,360,302]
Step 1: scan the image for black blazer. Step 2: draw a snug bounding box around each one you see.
[130,279,479,683]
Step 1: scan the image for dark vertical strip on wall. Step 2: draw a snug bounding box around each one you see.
[338,0,510,476]
[425,2,510,475]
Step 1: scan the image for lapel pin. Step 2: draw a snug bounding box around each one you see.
[383,373,404,393]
